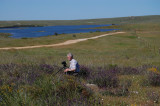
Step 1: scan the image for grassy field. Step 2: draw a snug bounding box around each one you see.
[0,31,115,48]
[0,16,160,105]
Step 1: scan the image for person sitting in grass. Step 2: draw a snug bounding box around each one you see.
[64,53,80,75]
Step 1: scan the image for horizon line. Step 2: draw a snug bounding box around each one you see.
[0,15,159,21]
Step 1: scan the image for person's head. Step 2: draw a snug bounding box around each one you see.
[67,53,73,61]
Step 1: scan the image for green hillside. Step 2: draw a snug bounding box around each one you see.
[0,15,160,27]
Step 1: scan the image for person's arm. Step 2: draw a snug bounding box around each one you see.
[64,68,75,72]
[64,60,77,72]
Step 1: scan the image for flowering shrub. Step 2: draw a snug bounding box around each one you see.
[141,67,160,87]
[88,68,119,88]
[79,65,92,78]
[66,96,102,106]
[102,86,129,97]
[148,72,160,86]
[0,63,159,105]
[148,67,160,74]
[101,79,130,97]
[39,64,55,74]
[105,64,143,75]
[119,67,141,75]
[147,91,159,103]
[0,63,17,72]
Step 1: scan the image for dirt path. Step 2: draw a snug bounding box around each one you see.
[0,32,125,50]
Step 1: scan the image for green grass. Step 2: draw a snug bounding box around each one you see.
[0,33,12,38]
[0,16,160,105]
[0,25,160,66]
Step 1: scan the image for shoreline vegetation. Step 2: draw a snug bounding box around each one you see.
[0,25,43,28]
[0,33,12,38]
[0,15,160,105]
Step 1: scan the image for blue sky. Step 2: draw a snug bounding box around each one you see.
[0,0,160,20]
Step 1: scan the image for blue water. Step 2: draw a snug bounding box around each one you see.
[0,24,118,38]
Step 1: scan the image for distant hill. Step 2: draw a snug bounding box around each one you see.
[0,15,160,27]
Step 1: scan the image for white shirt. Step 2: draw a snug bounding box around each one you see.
[69,59,80,72]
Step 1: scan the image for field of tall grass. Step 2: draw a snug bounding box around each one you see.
[0,21,160,105]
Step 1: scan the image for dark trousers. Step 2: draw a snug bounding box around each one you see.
[66,71,78,76]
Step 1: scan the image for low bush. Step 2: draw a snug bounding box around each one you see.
[0,63,103,105]
[148,72,160,86]
[0,63,159,105]
[147,91,159,103]
[72,34,76,37]
[102,79,131,97]
[39,64,55,74]
[102,86,129,97]
[141,67,160,87]
[119,67,141,75]
[54,32,58,36]
[0,33,12,38]
[88,68,119,88]
[79,65,92,78]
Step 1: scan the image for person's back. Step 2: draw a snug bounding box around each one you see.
[69,59,80,73]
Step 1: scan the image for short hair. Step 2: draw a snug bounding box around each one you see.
[67,53,73,58]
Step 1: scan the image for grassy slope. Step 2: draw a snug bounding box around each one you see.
[0,16,160,105]
[0,23,159,66]
[0,15,160,27]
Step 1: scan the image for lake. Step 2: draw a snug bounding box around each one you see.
[0,24,118,38]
